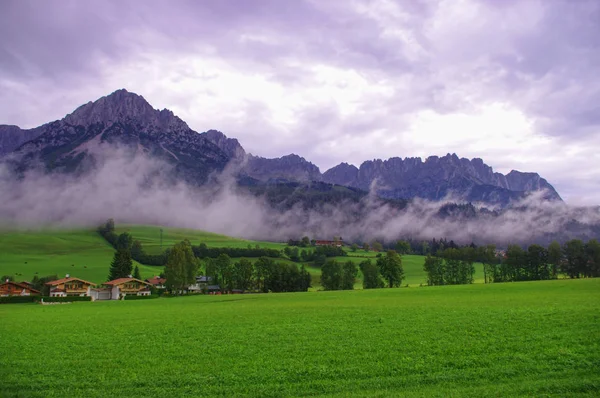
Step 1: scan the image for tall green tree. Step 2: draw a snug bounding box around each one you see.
[585,239,600,278]
[563,239,586,278]
[116,232,133,251]
[233,258,254,291]
[359,260,384,289]
[395,240,411,254]
[341,261,358,290]
[377,250,404,288]
[133,265,141,280]
[547,240,562,278]
[214,254,233,292]
[423,255,445,286]
[320,259,343,291]
[164,240,199,295]
[107,249,133,281]
[371,241,383,252]
[254,257,274,293]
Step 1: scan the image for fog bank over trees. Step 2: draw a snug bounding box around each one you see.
[1,149,599,246]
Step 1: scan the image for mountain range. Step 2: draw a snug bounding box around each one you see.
[0,89,561,207]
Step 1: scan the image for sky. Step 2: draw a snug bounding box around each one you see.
[0,0,599,204]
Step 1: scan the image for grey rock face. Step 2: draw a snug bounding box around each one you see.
[202,129,246,160]
[0,125,45,156]
[322,153,562,206]
[7,89,230,184]
[243,154,321,182]
[1,88,562,207]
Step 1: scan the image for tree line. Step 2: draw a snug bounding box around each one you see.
[320,251,405,290]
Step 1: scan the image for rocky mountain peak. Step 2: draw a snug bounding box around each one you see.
[202,129,246,160]
[63,89,189,132]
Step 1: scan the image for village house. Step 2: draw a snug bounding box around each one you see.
[102,277,152,300]
[0,280,41,297]
[46,275,95,297]
[145,276,166,289]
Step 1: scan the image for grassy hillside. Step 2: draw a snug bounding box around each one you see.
[115,224,288,254]
[1,279,598,397]
[0,229,162,282]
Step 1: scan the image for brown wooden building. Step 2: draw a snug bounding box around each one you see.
[0,281,41,297]
[103,277,152,300]
[46,276,95,297]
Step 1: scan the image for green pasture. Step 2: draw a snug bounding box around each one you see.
[1,279,598,397]
[0,229,160,283]
[115,224,288,254]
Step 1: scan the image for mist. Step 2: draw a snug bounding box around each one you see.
[1,148,599,247]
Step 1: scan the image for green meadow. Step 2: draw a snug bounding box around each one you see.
[0,225,441,287]
[1,279,599,397]
[114,224,288,254]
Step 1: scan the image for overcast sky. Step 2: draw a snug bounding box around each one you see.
[1,0,599,204]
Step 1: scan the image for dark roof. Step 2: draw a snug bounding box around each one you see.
[196,276,212,283]
[0,281,41,294]
[207,285,220,290]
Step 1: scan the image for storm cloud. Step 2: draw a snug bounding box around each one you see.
[1,0,599,204]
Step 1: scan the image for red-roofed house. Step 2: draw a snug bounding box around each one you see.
[145,276,166,289]
[0,280,41,297]
[103,277,152,300]
[45,276,95,297]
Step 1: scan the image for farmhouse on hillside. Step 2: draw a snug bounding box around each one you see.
[314,238,344,247]
[0,280,41,297]
[46,276,95,297]
[101,277,152,300]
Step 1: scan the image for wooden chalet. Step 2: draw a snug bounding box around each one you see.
[0,280,41,297]
[46,276,95,297]
[102,277,151,300]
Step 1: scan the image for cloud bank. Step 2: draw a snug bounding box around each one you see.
[1,149,599,246]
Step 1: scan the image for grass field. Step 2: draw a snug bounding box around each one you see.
[0,229,161,282]
[1,279,598,397]
[115,224,288,254]
[0,225,486,288]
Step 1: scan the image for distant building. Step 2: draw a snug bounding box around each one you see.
[314,238,344,247]
[46,276,95,297]
[0,280,41,297]
[145,276,166,289]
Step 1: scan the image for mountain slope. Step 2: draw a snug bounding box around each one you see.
[6,89,230,183]
[1,88,562,207]
[0,125,44,156]
[322,154,562,206]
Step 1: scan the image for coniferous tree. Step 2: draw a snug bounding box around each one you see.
[107,249,133,281]
[133,265,141,280]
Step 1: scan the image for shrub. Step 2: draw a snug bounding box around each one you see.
[0,296,37,304]
[123,294,159,300]
[41,296,92,303]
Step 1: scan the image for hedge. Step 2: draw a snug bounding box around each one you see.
[0,296,92,304]
[0,296,37,304]
[122,294,160,300]
[41,296,92,303]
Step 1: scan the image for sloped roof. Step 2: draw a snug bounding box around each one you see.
[145,276,166,285]
[46,277,95,286]
[0,281,41,294]
[104,277,151,286]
